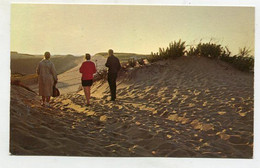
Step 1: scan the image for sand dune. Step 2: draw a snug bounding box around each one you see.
[10,56,253,157]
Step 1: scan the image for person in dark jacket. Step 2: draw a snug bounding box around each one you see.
[105,49,121,101]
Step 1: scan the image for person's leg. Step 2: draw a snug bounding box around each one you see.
[45,96,51,107]
[110,73,117,101]
[83,86,88,104]
[86,86,91,105]
[108,74,113,99]
[41,96,46,105]
[46,96,50,103]
[114,73,117,99]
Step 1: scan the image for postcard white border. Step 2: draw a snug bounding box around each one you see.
[1,0,259,168]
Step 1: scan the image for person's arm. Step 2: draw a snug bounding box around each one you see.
[105,57,110,67]
[79,63,84,73]
[51,63,58,82]
[36,63,40,75]
[93,63,97,74]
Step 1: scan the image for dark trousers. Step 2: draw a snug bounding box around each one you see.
[108,73,117,100]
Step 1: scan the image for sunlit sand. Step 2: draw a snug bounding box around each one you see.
[10,56,253,157]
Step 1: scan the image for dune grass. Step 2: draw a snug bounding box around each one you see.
[147,40,254,72]
[148,39,186,63]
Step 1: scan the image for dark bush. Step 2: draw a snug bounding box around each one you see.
[197,42,222,59]
[186,46,199,56]
[148,52,161,63]
[148,39,186,62]
[167,40,186,58]
[219,46,254,72]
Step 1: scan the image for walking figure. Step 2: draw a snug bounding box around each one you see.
[79,53,97,106]
[105,49,121,101]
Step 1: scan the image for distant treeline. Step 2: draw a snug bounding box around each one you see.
[97,52,148,63]
[147,40,254,72]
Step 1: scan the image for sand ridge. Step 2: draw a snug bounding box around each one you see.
[10,56,253,157]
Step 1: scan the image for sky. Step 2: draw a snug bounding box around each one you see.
[11,4,254,56]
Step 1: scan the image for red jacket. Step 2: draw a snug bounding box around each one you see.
[79,61,97,80]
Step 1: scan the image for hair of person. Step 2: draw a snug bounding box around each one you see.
[44,52,51,60]
[85,53,91,60]
[108,49,114,56]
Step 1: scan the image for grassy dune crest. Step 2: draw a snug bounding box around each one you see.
[137,40,254,71]
[147,40,254,72]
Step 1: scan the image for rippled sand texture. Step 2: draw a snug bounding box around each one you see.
[10,56,253,158]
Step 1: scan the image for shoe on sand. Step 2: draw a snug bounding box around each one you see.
[45,102,51,107]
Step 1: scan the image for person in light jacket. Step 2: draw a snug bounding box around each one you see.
[36,52,58,107]
[79,53,97,106]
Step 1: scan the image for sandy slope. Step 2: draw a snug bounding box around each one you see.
[10,56,253,157]
[30,54,107,94]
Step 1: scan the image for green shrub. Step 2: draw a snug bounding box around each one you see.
[186,46,199,56]
[167,40,186,58]
[239,47,252,57]
[197,42,222,59]
[232,47,253,71]
[148,39,186,62]
[219,46,254,72]
[148,52,161,63]
[234,56,254,72]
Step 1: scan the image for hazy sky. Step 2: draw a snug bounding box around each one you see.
[11,4,254,56]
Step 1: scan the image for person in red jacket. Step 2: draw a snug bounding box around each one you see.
[79,53,97,106]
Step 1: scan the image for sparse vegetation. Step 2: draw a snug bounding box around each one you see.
[186,46,199,57]
[148,39,186,62]
[196,42,222,59]
[148,40,254,72]
[219,47,254,72]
